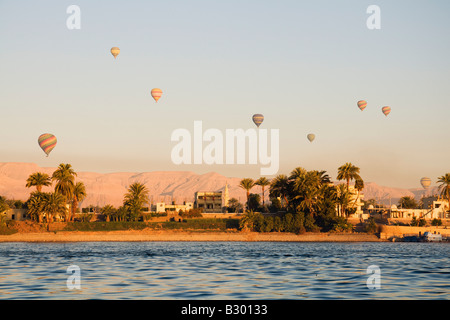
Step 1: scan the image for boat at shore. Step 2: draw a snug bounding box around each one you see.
[422,231,443,242]
[398,231,446,242]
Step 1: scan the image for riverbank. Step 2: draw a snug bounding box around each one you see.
[379,225,450,241]
[0,230,383,242]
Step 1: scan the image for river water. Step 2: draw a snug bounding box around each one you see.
[0,242,448,299]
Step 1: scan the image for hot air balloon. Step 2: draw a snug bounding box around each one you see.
[357,100,367,111]
[420,177,431,190]
[38,133,57,157]
[382,106,391,117]
[151,88,163,102]
[307,134,315,142]
[110,47,120,59]
[252,114,264,128]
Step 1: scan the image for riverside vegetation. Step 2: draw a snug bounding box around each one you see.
[1,163,449,235]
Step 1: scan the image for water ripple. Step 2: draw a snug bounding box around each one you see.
[0,242,448,299]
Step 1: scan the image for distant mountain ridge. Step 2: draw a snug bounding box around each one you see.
[0,162,440,208]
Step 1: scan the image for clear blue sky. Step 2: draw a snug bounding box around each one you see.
[0,0,449,188]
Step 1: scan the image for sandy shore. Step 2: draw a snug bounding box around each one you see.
[0,230,383,242]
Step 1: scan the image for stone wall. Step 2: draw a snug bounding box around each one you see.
[380,225,450,240]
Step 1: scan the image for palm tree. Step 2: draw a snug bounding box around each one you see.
[353,178,364,206]
[289,167,307,181]
[124,182,149,221]
[298,186,320,217]
[316,170,332,185]
[255,177,271,207]
[239,178,255,211]
[398,196,418,209]
[26,192,46,223]
[71,182,87,221]
[101,205,116,222]
[52,164,77,219]
[52,163,77,200]
[336,184,351,217]
[337,162,361,191]
[0,196,10,214]
[26,172,51,192]
[437,173,450,212]
[269,174,290,209]
[42,192,67,231]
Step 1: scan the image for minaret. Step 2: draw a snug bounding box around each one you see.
[223,182,229,207]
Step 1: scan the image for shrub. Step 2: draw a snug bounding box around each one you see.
[304,214,319,232]
[253,213,265,232]
[327,216,353,233]
[365,217,378,233]
[273,216,282,232]
[411,217,427,227]
[261,216,274,232]
[150,218,239,231]
[282,213,305,234]
[64,221,148,231]
[431,218,442,226]
[0,220,17,235]
[179,209,203,218]
[78,213,93,222]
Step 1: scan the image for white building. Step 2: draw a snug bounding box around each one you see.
[339,185,368,220]
[152,202,194,213]
[388,200,449,220]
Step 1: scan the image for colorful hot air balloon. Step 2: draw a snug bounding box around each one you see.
[38,133,57,157]
[420,177,431,190]
[357,100,367,111]
[252,114,264,128]
[110,47,120,59]
[307,134,315,142]
[382,106,391,117]
[151,88,163,102]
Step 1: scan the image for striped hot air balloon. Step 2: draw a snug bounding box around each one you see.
[420,177,431,190]
[307,134,315,142]
[357,100,367,111]
[382,106,391,116]
[252,114,264,128]
[110,47,120,59]
[38,133,57,157]
[151,88,163,102]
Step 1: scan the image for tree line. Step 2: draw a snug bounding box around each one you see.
[2,162,448,232]
[234,162,363,232]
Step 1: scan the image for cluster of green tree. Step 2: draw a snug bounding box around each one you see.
[178,208,203,218]
[24,164,86,229]
[63,218,239,232]
[237,163,363,232]
[149,218,239,231]
[9,162,450,234]
[63,221,149,232]
[239,211,353,233]
[0,197,26,210]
